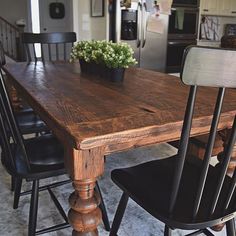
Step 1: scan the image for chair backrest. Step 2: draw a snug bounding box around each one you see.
[22,32,76,63]
[169,46,236,220]
[0,60,30,173]
[181,46,236,88]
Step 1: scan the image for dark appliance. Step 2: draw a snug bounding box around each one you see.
[166,39,196,73]
[221,24,236,48]
[172,0,199,8]
[224,24,236,36]
[168,7,199,40]
[166,5,199,73]
[121,9,137,40]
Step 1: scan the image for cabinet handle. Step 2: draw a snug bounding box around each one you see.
[203,9,209,12]
[232,11,236,13]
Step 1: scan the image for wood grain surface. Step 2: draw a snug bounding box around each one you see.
[3,62,236,153]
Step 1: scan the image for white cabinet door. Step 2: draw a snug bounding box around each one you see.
[230,0,236,16]
[201,0,236,16]
[200,0,219,15]
[218,0,231,16]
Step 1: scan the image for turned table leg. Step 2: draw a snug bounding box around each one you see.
[65,147,105,235]
[68,179,101,235]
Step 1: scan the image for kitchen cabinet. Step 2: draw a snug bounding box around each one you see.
[230,1,236,16]
[218,0,232,16]
[200,0,236,16]
[200,0,218,15]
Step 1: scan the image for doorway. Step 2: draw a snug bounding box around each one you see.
[29,0,73,33]
[29,0,74,57]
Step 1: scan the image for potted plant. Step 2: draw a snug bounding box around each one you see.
[70,40,137,82]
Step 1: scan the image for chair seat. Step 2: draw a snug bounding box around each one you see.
[16,109,48,134]
[4,134,65,180]
[25,134,64,166]
[111,156,236,230]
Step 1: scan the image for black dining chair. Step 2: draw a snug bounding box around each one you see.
[0,62,110,235]
[109,46,236,236]
[0,41,49,190]
[22,32,76,63]
[0,41,48,135]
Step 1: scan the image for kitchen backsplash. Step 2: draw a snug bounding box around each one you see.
[200,15,236,41]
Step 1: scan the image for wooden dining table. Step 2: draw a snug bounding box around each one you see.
[3,62,236,235]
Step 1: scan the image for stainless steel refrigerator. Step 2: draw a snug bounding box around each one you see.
[109,0,169,72]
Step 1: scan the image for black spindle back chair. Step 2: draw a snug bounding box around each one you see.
[22,32,76,63]
[0,41,48,168]
[109,46,236,236]
[0,62,111,235]
[0,41,48,136]
[0,58,70,234]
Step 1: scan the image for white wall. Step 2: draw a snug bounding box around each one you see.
[0,0,29,30]
[73,0,108,41]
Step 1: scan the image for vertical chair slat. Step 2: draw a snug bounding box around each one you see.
[56,43,59,61]
[25,44,31,62]
[32,44,37,62]
[41,44,45,63]
[5,23,8,53]
[169,85,197,214]
[224,168,236,211]
[221,117,236,211]
[64,43,66,61]
[210,115,236,214]
[10,29,13,56]
[48,44,52,61]
[193,87,225,218]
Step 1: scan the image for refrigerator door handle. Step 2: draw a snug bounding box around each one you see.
[142,1,147,48]
[115,0,121,43]
[137,2,142,48]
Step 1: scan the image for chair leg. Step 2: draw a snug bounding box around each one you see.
[28,180,39,236]
[11,176,15,191]
[226,219,236,236]
[13,178,22,209]
[95,182,110,231]
[109,192,129,236]
[164,225,172,236]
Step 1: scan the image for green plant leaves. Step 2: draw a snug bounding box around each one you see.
[70,40,137,69]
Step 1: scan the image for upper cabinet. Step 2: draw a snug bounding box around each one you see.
[200,0,236,16]
[201,0,218,15]
[230,0,236,16]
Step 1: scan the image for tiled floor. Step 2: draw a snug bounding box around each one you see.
[0,143,227,235]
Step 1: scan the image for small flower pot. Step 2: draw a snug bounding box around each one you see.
[79,59,102,76]
[79,59,90,74]
[102,67,125,82]
[79,59,125,82]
